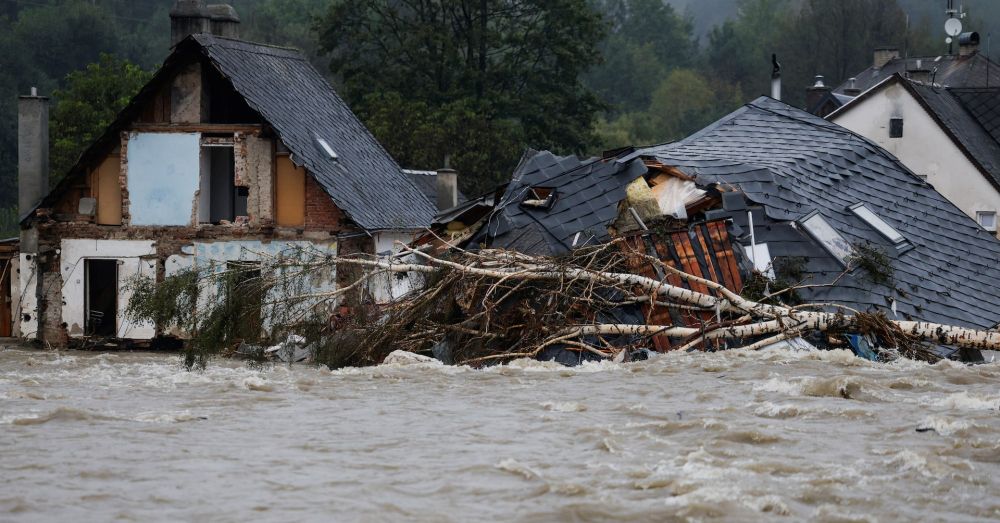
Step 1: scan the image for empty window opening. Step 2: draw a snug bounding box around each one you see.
[849,203,905,244]
[200,144,237,224]
[85,259,118,337]
[522,187,556,209]
[889,117,904,138]
[978,211,997,232]
[799,211,852,266]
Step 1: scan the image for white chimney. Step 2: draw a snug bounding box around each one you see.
[436,168,458,211]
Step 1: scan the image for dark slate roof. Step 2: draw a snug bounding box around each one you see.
[402,170,468,206]
[834,53,1000,96]
[477,150,647,256]
[952,87,1000,143]
[908,83,1000,189]
[630,97,1000,330]
[190,34,435,230]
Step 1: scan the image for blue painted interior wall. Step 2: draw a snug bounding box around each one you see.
[127,132,201,226]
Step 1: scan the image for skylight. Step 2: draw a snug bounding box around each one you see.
[849,203,905,244]
[799,211,852,265]
[316,137,338,160]
[522,187,556,209]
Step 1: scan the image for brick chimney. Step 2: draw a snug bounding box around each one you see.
[874,47,900,69]
[959,32,980,57]
[436,168,458,211]
[170,0,240,47]
[18,88,48,241]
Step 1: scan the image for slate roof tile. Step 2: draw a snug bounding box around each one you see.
[633,97,1000,330]
[190,34,435,231]
[479,150,647,255]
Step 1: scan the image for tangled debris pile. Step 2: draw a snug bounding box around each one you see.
[126,237,1000,369]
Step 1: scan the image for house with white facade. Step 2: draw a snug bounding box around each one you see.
[828,74,1000,235]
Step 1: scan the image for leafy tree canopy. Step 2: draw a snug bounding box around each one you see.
[49,54,153,182]
[316,0,606,196]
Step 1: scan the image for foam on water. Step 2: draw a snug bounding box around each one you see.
[1,346,999,522]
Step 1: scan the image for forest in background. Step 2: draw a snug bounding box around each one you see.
[1,0,997,229]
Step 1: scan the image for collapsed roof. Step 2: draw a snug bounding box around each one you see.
[469,150,647,255]
[629,96,1000,330]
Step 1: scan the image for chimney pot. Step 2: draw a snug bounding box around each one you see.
[959,31,980,57]
[844,77,861,96]
[436,168,459,211]
[805,74,833,116]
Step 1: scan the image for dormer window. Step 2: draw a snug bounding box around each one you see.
[849,203,905,244]
[799,211,852,265]
[522,187,556,209]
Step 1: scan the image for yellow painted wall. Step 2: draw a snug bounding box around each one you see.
[275,155,305,227]
[94,155,122,226]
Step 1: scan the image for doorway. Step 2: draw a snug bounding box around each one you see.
[85,259,118,336]
[0,259,11,337]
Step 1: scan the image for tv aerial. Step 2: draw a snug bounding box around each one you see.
[945,1,966,50]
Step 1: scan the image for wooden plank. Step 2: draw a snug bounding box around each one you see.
[130,123,263,133]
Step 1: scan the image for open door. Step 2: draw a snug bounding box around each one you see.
[85,259,118,337]
[0,259,11,337]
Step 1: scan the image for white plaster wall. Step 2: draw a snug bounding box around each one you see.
[60,239,157,339]
[370,232,422,304]
[191,240,338,335]
[10,255,21,337]
[17,253,38,339]
[832,83,1000,230]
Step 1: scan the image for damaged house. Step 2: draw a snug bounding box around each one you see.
[12,1,438,347]
[428,97,1000,361]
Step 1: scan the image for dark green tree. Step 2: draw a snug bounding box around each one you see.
[316,0,606,196]
[50,54,153,181]
[586,0,697,115]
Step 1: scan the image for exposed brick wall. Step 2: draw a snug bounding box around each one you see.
[304,175,348,231]
[38,259,67,346]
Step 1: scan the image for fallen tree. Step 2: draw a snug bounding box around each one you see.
[126,239,1000,368]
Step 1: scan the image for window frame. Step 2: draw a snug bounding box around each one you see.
[798,210,853,266]
[889,117,904,138]
[848,203,906,245]
[977,210,997,232]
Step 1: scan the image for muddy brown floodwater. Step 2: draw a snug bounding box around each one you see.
[1,346,999,522]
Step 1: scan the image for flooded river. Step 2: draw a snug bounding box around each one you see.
[2,346,999,522]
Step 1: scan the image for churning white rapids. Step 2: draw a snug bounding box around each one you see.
[2,346,999,522]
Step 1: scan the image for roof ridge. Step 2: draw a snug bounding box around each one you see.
[193,34,307,56]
